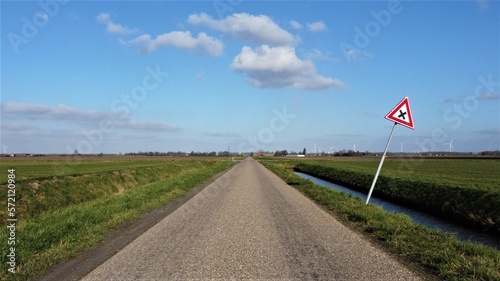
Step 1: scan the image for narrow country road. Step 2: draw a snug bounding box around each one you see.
[82,158,421,280]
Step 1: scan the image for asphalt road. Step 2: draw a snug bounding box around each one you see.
[82,158,422,280]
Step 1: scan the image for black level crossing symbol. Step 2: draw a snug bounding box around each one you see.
[398,110,407,120]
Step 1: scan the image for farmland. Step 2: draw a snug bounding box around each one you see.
[285,157,500,234]
[0,156,217,184]
[0,155,498,280]
[294,157,500,192]
[260,158,500,280]
[0,156,236,280]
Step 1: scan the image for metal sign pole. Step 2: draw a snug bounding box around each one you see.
[366,122,397,205]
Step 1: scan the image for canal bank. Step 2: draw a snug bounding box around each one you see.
[260,160,500,281]
[295,172,500,250]
[293,162,500,236]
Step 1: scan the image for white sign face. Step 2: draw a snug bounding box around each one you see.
[385,97,414,129]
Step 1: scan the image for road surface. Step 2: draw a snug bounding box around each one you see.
[82,158,422,280]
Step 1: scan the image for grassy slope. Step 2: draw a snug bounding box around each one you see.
[260,160,500,281]
[0,156,191,184]
[0,158,234,281]
[301,157,500,192]
[292,158,500,233]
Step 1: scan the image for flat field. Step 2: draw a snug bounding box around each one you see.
[298,156,500,192]
[0,156,236,280]
[260,159,500,281]
[266,156,500,234]
[0,155,232,183]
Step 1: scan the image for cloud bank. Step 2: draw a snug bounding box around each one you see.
[128,31,223,56]
[232,45,345,90]
[188,13,296,46]
[96,13,138,35]
[307,21,327,32]
[1,102,181,131]
[97,11,344,91]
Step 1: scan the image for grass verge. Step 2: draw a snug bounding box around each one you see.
[293,161,500,234]
[260,160,500,281]
[0,160,234,281]
[0,162,209,220]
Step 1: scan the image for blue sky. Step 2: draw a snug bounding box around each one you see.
[1,0,499,154]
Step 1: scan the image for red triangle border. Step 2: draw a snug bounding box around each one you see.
[384,97,415,130]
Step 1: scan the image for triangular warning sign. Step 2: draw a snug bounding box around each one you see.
[384,97,415,129]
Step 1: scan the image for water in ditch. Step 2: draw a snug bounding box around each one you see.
[294,172,500,250]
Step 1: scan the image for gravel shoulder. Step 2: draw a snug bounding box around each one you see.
[80,158,422,280]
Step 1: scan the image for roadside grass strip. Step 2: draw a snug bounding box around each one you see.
[0,159,168,184]
[0,161,218,221]
[293,161,500,235]
[0,160,234,281]
[260,160,500,281]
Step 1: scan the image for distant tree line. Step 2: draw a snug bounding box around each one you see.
[125,151,184,156]
[123,151,237,157]
[283,149,367,157]
[4,149,499,157]
[273,150,289,156]
[478,150,500,156]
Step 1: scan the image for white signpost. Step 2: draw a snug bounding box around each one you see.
[365,97,415,205]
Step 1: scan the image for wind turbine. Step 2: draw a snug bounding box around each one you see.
[352,144,357,151]
[2,145,7,154]
[330,146,337,155]
[400,142,404,153]
[313,143,317,154]
[444,138,454,152]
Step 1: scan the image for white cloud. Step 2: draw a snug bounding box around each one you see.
[1,102,108,121]
[202,132,241,138]
[478,128,500,135]
[0,122,39,132]
[115,119,181,131]
[196,71,205,80]
[307,21,327,32]
[290,20,302,30]
[443,97,460,104]
[231,45,345,90]
[96,13,138,35]
[188,13,296,45]
[96,13,223,56]
[478,93,500,100]
[35,12,49,22]
[128,31,223,56]
[304,49,335,61]
[0,102,181,132]
[444,93,499,104]
[476,0,490,11]
[345,49,372,61]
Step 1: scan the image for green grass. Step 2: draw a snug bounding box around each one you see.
[0,156,204,184]
[260,160,500,281]
[289,158,500,234]
[0,158,235,280]
[300,157,500,192]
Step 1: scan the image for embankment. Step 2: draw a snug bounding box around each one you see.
[294,162,500,235]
